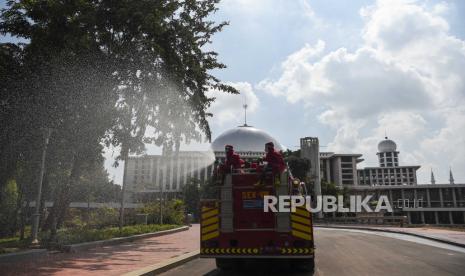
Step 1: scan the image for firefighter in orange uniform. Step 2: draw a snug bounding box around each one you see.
[224,144,244,173]
[263,142,286,175]
[255,142,286,187]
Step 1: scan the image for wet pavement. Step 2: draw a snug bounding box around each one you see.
[2,224,464,275]
[161,227,465,276]
[0,224,200,276]
[318,225,465,247]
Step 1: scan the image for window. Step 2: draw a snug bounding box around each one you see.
[341,156,352,162]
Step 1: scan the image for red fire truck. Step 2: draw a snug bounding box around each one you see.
[200,166,315,271]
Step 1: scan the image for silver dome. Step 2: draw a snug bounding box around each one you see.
[378,137,397,152]
[211,125,284,153]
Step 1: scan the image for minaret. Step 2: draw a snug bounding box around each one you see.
[449,167,455,185]
[377,137,399,167]
[431,168,436,185]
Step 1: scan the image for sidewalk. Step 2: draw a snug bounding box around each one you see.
[316,224,465,247]
[0,224,200,276]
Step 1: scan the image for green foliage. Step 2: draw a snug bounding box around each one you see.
[65,207,120,229]
[70,162,121,203]
[139,199,185,225]
[182,178,201,220]
[0,237,30,254]
[182,177,219,221]
[0,223,179,253]
[0,179,19,236]
[321,180,346,197]
[283,149,312,194]
[286,155,311,181]
[0,0,233,235]
[0,226,32,254]
[46,224,180,246]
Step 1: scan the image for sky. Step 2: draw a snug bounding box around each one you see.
[2,0,465,185]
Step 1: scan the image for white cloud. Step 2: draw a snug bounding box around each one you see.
[258,0,465,183]
[207,82,259,126]
[258,40,327,102]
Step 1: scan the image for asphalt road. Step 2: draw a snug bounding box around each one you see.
[160,228,465,276]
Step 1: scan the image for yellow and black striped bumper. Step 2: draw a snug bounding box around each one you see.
[290,206,313,241]
[201,205,220,241]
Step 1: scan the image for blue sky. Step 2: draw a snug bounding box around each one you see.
[2,0,465,184]
[203,0,465,185]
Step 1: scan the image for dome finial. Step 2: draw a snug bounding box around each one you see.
[243,103,248,126]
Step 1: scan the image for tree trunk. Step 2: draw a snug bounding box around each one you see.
[14,186,23,239]
[119,145,129,231]
[19,200,28,240]
[47,155,83,240]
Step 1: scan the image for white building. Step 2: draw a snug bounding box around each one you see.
[125,151,214,196]
[357,137,420,186]
[320,152,364,187]
[124,124,284,198]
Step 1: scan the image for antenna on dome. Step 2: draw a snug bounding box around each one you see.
[243,103,248,127]
[385,129,388,139]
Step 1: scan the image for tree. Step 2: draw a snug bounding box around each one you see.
[182,176,219,222]
[283,149,311,184]
[89,0,237,228]
[321,180,341,197]
[1,1,117,235]
[182,178,203,221]
[1,0,235,236]
[70,160,121,203]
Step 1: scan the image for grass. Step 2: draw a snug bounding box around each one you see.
[0,224,182,254]
[0,237,31,254]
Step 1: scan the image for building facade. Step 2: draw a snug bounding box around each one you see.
[312,136,464,225]
[125,151,215,197]
[320,152,363,187]
[124,124,284,198]
[351,184,465,224]
[357,137,420,186]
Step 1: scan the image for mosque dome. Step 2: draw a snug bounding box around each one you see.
[378,137,397,152]
[211,125,284,153]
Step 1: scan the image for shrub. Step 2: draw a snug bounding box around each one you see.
[139,199,186,225]
[50,224,179,245]
[0,179,19,237]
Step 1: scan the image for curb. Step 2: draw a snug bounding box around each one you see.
[0,249,48,263]
[62,226,189,253]
[315,225,465,249]
[122,250,200,276]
